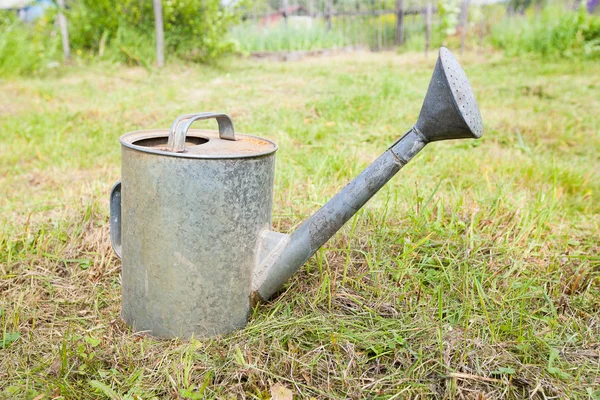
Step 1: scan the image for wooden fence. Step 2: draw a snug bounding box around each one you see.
[53,0,474,65]
[240,0,455,54]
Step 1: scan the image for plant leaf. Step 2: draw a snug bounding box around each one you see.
[89,380,121,400]
[85,336,101,347]
[1,332,20,348]
[491,367,515,375]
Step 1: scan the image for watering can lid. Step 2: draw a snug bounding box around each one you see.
[119,113,277,159]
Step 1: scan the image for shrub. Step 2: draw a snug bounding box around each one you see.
[491,5,600,58]
[0,10,62,77]
[67,0,240,64]
[0,0,241,77]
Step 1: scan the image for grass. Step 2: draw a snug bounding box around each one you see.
[229,5,600,59]
[1,49,599,398]
[0,18,62,77]
[229,14,433,53]
[230,22,350,53]
[490,6,600,59]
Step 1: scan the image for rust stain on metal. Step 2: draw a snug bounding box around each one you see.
[121,129,277,159]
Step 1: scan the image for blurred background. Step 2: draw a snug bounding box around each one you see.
[0,0,598,73]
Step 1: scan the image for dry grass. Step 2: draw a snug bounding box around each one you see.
[1,51,599,399]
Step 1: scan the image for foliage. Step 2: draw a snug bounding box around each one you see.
[0,10,62,77]
[437,0,461,36]
[66,0,240,64]
[491,5,600,58]
[508,0,546,13]
[230,21,349,52]
[262,0,399,11]
[0,0,242,77]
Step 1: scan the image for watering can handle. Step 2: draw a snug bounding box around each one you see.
[109,181,122,259]
[168,112,236,152]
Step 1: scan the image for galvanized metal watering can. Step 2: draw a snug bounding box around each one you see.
[110,47,483,338]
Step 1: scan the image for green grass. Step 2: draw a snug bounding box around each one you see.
[490,6,600,58]
[230,22,351,52]
[1,50,599,398]
[0,18,62,77]
[230,14,432,53]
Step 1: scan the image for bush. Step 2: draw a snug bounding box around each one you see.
[0,10,62,77]
[0,0,241,77]
[491,5,600,58]
[67,0,240,64]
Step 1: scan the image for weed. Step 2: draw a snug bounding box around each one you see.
[491,5,600,58]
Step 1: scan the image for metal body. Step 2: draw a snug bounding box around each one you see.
[112,113,277,337]
[111,48,484,338]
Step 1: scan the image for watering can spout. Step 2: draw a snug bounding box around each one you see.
[252,47,483,302]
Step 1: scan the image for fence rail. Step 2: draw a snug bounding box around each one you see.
[247,6,436,19]
[237,1,449,54]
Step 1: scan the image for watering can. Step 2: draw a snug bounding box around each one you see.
[109,47,483,338]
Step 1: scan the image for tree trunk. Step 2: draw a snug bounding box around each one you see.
[460,0,469,55]
[325,0,332,30]
[153,0,165,67]
[395,0,405,45]
[425,1,432,56]
[56,0,70,61]
[282,0,289,25]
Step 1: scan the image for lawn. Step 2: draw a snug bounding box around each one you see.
[1,50,599,399]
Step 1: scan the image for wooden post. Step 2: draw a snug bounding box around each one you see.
[308,0,315,17]
[56,0,70,61]
[153,0,165,67]
[535,0,543,15]
[425,1,432,56]
[352,2,358,47]
[395,0,404,45]
[377,0,382,50]
[460,0,469,54]
[325,0,332,30]
[478,13,485,54]
[282,0,289,25]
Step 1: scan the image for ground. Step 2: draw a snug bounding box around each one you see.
[0,50,599,399]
